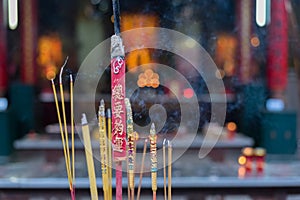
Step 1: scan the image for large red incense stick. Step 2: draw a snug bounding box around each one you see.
[111,0,126,199]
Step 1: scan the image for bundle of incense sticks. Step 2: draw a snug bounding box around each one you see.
[51,66,173,200]
[51,58,76,200]
[98,99,112,200]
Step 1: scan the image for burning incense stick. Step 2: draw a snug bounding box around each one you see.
[70,74,76,199]
[125,98,135,200]
[99,100,109,200]
[59,58,71,179]
[163,139,167,200]
[51,58,75,199]
[58,58,75,199]
[82,113,99,200]
[136,138,148,200]
[51,79,72,192]
[111,0,126,198]
[168,141,172,200]
[149,123,157,200]
[107,108,113,200]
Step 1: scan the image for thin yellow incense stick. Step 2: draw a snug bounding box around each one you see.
[99,100,109,200]
[82,113,99,200]
[168,141,172,200]
[136,138,148,200]
[163,139,167,200]
[59,59,72,188]
[107,108,112,200]
[70,74,75,186]
[51,79,72,190]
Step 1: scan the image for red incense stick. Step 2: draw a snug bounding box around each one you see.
[111,0,126,199]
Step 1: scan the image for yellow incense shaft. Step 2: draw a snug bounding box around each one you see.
[82,114,99,200]
[99,100,109,199]
[125,98,135,190]
[107,108,112,200]
[70,74,75,185]
[149,123,157,192]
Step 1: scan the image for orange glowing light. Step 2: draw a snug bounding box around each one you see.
[242,147,254,157]
[215,34,237,76]
[151,79,160,88]
[251,36,260,47]
[45,64,57,80]
[227,122,237,132]
[137,69,160,88]
[121,14,158,72]
[145,68,153,77]
[238,155,247,165]
[37,33,63,79]
[183,88,194,99]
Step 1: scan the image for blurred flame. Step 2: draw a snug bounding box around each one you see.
[251,36,260,47]
[121,14,158,72]
[215,34,237,77]
[45,64,57,80]
[37,33,63,80]
[242,147,254,156]
[227,122,237,132]
[238,155,247,165]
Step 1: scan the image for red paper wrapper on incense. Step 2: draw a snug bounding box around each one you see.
[111,35,127,160]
